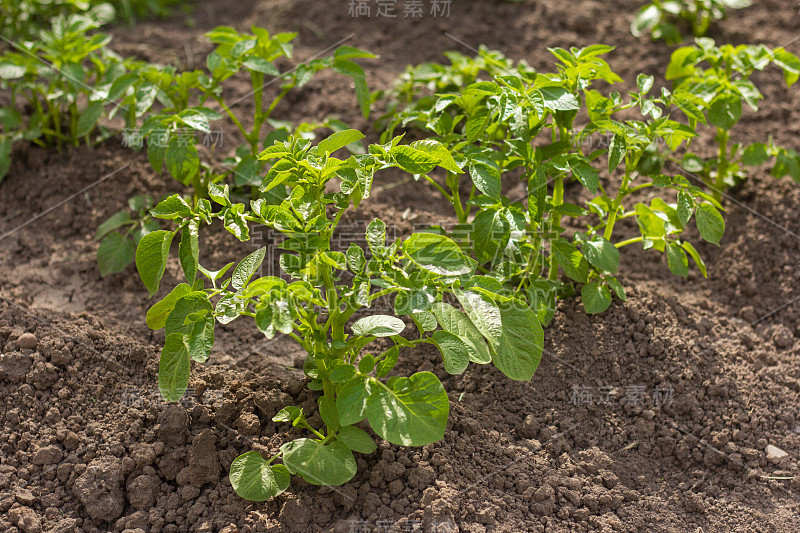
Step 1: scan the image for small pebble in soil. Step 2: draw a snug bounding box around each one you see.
[16,332,38,350]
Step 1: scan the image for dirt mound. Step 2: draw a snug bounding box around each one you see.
[1,282,798,532]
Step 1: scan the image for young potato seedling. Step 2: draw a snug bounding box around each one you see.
[378,46,723,320]
[0,9,139,180]
[136,131,545,499]
[631,0,751,44]
[116,26,374,201]
[666,38,800,199]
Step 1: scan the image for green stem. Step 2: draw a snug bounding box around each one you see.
[615,236,643,248]
[714,128,729,202]
[424,175,452,202]
[604,157,631,242]
[548,174,564,281]
[214,96,249,146]
[445,172,467,223]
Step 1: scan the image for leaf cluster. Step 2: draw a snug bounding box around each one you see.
[631,0,751,44]
[377,45,726,319]
[135,130,546,498]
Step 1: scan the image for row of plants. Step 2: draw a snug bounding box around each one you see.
[2,0,798,503]
[1,0,188,42]
[135,39,798,498]
[0,10,373,275]
[374,41,799,320]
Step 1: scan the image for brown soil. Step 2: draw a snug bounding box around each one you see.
[2,0,800,532]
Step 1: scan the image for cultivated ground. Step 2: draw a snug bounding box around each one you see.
[1,0,799,531]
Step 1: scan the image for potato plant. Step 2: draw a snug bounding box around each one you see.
[379,45,724,320]
[116,26,373,200]
[93,26,373,275]
[0,0,185,40]
[136,131,545,499]
[631,0,751,44]
[665,39,800,198]
[375,46,536,139]
[0,10,139,180]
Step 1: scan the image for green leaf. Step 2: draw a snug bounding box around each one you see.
[346,244,366,272]
[539,86,580,111]
[366,219,386,256]
[490,302,544,381]
[0,136,12,181]
[666,242,689,277]
[606,277,627,301]
[351,315,405,337]
[432,330,470,374]
[146,283,192,330]
[166,292,215,362]
[242,57,280,76]
[773,48,800,86]
[454,290,502,349]
[455,292,542,381]
[631,4,661,36]
[695,203,725,245]
[677,191,694,227]
[337,375,371,426]
[410,140,462,173]
[465,107,490,142]
[317,129,365,154]
[431,302,491,364]
[681,241,707,278]
[159,333,191,402]
[229,452,290,501]
[209,182,231,206]
[608,133,626,172]
[468,158,502,200]
[376,346,399,378]
[232,247,267,290]
[151,195,193,219]
[637,74,654,95]
[392,145,439,174]
[97,232,135,277]
[581,282,612,314]
[551,240,589,283]
[337,426,377,454]
[319,396,340,432]
[403,233,477,277]
[166,137,199,185]
[76,101,104,138]
[581,238,619,275]
[366,371,449,446]
[281,438,356,486]
[742,143,769,166]
[273,406,304,424]
[330,364,357,384]
[569,157,599,194]
[708,94,742,130]
[358,354,376,374]
[471,208,510,264]
[177,110,212,133]
[179,221,199,282]
[147,137,167,173]
[136,230,175,297]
